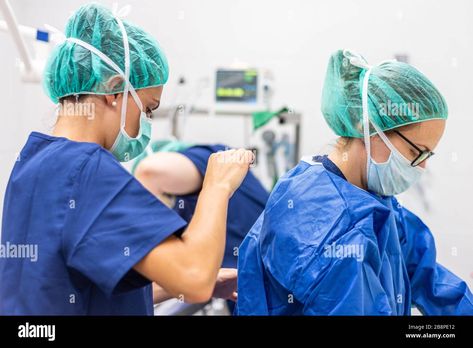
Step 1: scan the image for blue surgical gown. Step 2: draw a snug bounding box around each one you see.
[173,144,269,268]
[0,132,187,315]
[235,155,473,315]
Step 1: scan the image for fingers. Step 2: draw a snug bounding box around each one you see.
[232,291,237,302]
[218,268,237,278]
[204,148,255,197]
[233,148,255,165]
[211,148,254,165]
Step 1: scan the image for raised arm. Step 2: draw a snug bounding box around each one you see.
[134,149,253,303]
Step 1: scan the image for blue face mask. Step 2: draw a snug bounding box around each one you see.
[67,15,153,162]
[367,141,424,196]
[361,69,425,196]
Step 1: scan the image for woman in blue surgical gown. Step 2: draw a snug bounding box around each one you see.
[236,50,473,315]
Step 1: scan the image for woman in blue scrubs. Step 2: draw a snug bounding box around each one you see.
[236,50,473,315]
[0,4,254,315]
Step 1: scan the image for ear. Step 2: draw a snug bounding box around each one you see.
[371,134,383,144]
[105,74,125,91]
[104,75,125,107]
[104,94,119,107]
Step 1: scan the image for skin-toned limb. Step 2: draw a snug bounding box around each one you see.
[152,268,238,304]
[134,183,229,304]
[137,152,239,304]
[134,152,203,197]
[134,149,254,304]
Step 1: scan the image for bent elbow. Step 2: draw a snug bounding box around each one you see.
[180,268,215,304]
[184,288,213,304]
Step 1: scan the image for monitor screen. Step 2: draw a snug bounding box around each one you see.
[215,69,258,103]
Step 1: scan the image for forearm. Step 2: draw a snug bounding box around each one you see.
[134,184,230,303]
[180,184,230,286]
[134,149,251,303]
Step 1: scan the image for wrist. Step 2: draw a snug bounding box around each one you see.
[201,182,232,199]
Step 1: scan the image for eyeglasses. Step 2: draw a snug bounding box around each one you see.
[393,130,434,167]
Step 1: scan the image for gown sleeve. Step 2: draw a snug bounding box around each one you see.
[399,207,473,315]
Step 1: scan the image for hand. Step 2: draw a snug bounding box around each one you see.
[212,268,238,302]
[203,149,254,197]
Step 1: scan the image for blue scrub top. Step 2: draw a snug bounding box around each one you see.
[236,155,473,315]
[173,144,269,268]
[0,132,187,315]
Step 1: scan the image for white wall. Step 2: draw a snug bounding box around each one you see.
[1,0,472,287]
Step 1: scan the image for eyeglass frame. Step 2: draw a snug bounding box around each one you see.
[392,130,434,167]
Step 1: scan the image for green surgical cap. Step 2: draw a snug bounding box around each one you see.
[43,3,169,103]
[321,50,448,137]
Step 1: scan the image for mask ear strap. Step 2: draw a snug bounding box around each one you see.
[369,117,398,153]
[114,16,145,132]
[66,38,124,77]
[115,16,130,130]
[362,68,373,179]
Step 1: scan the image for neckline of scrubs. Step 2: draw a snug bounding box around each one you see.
[30,131,105,150]
[31,131,68,141]
[313,155,347,180]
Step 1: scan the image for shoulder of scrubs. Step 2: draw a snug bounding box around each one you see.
[394,201,473,315]
[63,145,187,297]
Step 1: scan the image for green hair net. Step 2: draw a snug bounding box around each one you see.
[43,3,169,103]
[321,50,448,138]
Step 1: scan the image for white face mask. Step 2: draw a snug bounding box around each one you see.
[361,69,424,196]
